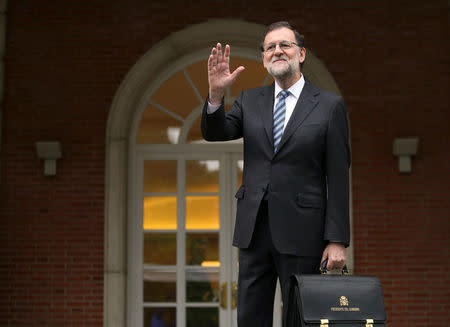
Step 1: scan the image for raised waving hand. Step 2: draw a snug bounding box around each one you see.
[208,43,245,105]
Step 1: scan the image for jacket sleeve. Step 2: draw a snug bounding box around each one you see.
[201,92,244,141]
[324,97,351,246]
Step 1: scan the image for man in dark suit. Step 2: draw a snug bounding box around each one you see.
[201,21,350,326]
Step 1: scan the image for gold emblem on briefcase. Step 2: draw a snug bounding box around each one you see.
[340,296,349,306]
[331,296,360,312]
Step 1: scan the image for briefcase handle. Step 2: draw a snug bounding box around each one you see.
[320,259,349,275]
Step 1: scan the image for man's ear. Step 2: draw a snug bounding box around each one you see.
[299,47,306,64]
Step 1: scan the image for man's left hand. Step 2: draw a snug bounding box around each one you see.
[321,242,346,271]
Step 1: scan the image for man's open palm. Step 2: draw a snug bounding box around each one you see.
[208,43,245,105]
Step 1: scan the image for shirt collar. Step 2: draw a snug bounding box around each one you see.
[274,74,305,99]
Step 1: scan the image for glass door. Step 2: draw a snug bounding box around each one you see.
[136,151,237,327]
[134,150,281,327]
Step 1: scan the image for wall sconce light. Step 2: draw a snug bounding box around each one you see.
[35,141,62,176]
[393,138,418,174]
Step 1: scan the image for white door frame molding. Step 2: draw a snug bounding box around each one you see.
[104,19,351,327]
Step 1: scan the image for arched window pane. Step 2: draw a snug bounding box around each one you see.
[185,61,209,100]
[230,58,271,95]
[137,104,182,144]
[151,71,201,119]
[137,58,270,145]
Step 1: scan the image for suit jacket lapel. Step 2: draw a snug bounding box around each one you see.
[276,80,320,153]
[259,83,275,148]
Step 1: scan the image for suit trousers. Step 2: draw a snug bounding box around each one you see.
[237,199,321,327]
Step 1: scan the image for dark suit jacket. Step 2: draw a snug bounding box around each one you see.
[201,79,351,257]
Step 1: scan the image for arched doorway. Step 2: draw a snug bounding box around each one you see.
[104,19,352,327]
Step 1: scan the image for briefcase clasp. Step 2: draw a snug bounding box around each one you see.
[318,318,373,327]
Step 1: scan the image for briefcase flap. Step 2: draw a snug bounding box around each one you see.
[295,274,386,324]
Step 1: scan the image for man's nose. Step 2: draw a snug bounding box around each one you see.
[273,44,283,55]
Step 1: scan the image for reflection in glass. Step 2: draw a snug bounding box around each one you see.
[143,197,177,230]
[144,233,176,265]
[144,270,176,302]
[144,161,177,193]
[186,233,218,265]
[186,160,219,193]
[186,308,218,327]
[186,269,219,303]
[144,307,176,327]
[186,196,219,230]
[137,104,182,144]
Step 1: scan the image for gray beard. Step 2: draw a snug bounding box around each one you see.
[267,54,299,81]
[268,65,293,80]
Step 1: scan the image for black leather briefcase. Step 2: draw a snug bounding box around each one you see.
[284,263,386,327]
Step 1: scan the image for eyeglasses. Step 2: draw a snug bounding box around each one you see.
[263,41,299,54]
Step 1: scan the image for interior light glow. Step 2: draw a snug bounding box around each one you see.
[201,261,220,267]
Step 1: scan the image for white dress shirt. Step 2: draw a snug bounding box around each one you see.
[207,74,305,133]
[274,74,305,132]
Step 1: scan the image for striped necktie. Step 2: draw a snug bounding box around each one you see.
[273,90,289,152]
